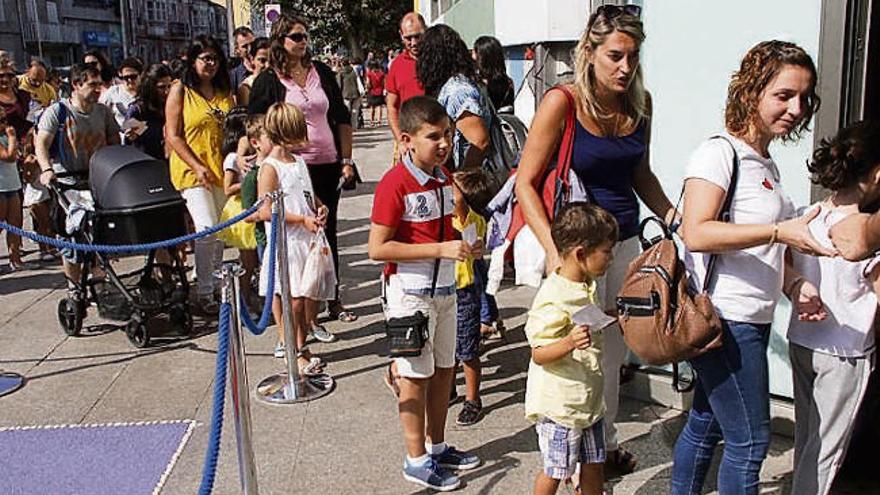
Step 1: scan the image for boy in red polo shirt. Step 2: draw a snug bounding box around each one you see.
[369,96,482,492]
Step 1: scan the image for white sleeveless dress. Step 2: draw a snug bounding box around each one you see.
[258,156,318,298]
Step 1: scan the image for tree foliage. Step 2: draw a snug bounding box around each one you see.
[250,0,409,59]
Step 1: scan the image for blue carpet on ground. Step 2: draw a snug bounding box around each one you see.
[0,420,195,495]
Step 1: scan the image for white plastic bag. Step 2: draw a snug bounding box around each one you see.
[301,229,337,301]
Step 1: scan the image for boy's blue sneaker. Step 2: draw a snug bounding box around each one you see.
[433,445,481,470]
[403,458,461,491]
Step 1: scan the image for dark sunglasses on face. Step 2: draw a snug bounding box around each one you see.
[197,54,218,64]
[0,72,16,80]
[121,74,140,82]
[286,32,308,43]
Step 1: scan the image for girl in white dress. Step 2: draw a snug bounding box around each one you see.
[255,102,328,374]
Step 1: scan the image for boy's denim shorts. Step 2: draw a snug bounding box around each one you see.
[455,284,481,362]
[536,417,606,479]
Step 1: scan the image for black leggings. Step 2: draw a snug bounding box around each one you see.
[307,162,342,301]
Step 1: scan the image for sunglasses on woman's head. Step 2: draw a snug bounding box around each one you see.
[589,4,642,27]
[286,32,308,43]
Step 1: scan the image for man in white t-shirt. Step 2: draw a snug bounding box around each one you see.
[99,57,142,129]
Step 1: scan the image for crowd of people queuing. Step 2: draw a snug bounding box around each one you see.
[0,4,877,495]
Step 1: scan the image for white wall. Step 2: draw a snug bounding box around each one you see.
[641,0,824,398]
[494,0,590,45]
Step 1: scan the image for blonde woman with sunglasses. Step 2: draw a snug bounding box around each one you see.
[516,5,678,476]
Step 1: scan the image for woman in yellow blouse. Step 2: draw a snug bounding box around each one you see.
[166,35,234,313]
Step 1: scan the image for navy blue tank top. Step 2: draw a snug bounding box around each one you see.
[571,120,646,239]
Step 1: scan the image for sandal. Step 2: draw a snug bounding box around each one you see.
[328,301,358,323]
[605,448,637,474]
[298,357,324,376]
[382,362,400,398]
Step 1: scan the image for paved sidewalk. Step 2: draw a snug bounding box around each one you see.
[0,127,875,494]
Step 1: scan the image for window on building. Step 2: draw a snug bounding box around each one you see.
[430,0,460,21]
[47,2,59,24]
[25,0,38,22]
[0,4,6,22]
[146,0,167,23]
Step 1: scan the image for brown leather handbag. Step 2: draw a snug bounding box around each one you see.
[616,136,739,388]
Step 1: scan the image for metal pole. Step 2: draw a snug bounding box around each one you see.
[119,0,129,58]
[256,190,334,404]
[226,0,235,56]
[30,0,43,60]
[221,262,260,495]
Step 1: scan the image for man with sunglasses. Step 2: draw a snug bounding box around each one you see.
[386,12,427,161]
[18,60,56,109]
[229,26,256,100]
[98,57,143,129]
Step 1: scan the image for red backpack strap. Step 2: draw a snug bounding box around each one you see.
[548,85,576,186]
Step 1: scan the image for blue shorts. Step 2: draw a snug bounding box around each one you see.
[536,417,606,479]
[455,284,481,362]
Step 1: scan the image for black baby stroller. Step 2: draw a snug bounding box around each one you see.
[52,145,193,347]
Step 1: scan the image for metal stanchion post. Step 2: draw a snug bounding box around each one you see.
[220,262,260,495]
[257,190,334,404]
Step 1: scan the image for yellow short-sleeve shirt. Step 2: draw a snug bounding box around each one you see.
[524,271,605,429]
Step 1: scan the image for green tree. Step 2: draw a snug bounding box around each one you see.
[252,0,409,60]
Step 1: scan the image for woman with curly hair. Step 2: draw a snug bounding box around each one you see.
[515,5,677,475]
[416,24,490,170]
[472,35,514,110]
[672,40,833,494]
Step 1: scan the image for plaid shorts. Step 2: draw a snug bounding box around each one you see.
[536,417,606,479]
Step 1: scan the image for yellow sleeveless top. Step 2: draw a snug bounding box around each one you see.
[168,86,233,190]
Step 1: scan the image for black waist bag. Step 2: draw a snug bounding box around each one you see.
[386,311,430,357]
[384,182,446,358]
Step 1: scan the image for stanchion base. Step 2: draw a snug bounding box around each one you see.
[0,372,25,398]
[255,372,334,404]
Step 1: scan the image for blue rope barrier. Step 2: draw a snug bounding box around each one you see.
[238,210,279,335]
[198,302,231,495]
[0,199,263,254]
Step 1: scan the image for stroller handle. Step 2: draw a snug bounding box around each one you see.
[47,171,90,210]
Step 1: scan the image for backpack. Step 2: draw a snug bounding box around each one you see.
[481,87,527,197]
[615,136,739,391]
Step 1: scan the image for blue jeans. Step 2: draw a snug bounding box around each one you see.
[473,259,498,324]
[671,320,771,495]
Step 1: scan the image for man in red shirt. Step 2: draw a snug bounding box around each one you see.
[386,12,426,160]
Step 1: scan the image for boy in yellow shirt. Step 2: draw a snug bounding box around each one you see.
[525,202,618,495]
[450,169,493,426]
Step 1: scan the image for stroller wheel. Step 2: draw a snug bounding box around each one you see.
[170,304,194,334]
[57,298,84,336]
[126,317,150,348]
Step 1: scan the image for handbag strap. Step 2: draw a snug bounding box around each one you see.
[551,85,576,187]
[702,136,740,291]
[430,179,445,298]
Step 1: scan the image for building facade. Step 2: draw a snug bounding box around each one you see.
[8,0,229,67]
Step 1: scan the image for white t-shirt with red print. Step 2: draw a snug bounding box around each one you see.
[683,132,796,324]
